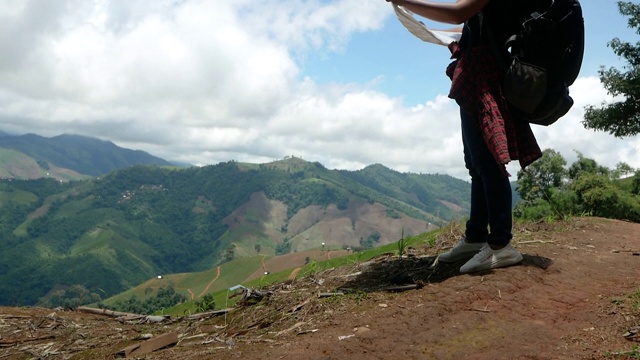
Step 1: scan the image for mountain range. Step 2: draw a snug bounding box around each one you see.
[0,132,471,306]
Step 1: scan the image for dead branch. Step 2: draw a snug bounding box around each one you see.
[518,240,556,245]
[234,287,273,306]
[611,249,640,255]
[288,298,312,313]
[76,307,170,324]
[383,281,424,292]
[317,292,344,298]
[186,308,234,320]
[471,308,492,313]
[76,306,139,318]
[0,334,55,346]
[275,321,306,336]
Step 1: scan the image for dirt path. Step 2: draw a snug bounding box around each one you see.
[198,266,221,298]
[288,267,302,280]
[0,217,638,360]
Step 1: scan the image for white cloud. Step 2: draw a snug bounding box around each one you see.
[532,76,640,173]
[0,0,637,183]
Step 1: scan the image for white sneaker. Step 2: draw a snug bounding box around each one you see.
[459,243,523,273]
[437,238,485,263]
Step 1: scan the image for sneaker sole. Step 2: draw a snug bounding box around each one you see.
[460,253,523,273]
[437,244,485,263]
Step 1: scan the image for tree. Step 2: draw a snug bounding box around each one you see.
[568,152,609,180]
[632,171,640,195]
[611,162,635,180]
[583,2,640,136]
[516,149,567,202]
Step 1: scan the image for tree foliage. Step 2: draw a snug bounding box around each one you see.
[36,285,101,309]
[105,285,187,315]
[0,159,471,306]
[516,149,567,202]
[583,1,640,136]
[515,149,640,222]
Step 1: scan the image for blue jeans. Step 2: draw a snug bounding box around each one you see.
[461,109,513,247]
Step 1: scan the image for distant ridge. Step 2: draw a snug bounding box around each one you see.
[0,133,173,177]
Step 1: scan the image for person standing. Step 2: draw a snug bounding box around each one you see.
[386,0,542,273]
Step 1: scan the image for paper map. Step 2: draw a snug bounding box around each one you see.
[393,4,462,46]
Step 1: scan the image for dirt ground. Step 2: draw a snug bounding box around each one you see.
[1,217,639,360]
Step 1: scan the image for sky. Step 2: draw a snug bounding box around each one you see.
[0,0,638,180]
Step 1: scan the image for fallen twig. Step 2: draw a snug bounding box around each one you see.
[0,334,55,346]
[384,284,419,292]
[383,281,425,292]
[471,308,492,313]
[275,321,306,336]
[611,249,640,255]
[76,306,170,324]
[288,298,312,313]
[623,326,640,339]
[186,308,234,320]
[317,292,344,298]
[234,287,273,306]
[518,240,556,245]
[77,306,139,318]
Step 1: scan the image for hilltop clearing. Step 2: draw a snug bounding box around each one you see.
[1,217,639,359]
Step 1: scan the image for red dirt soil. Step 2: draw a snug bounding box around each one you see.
[1,217,639,360]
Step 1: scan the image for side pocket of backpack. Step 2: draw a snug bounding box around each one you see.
[502,56,547,114]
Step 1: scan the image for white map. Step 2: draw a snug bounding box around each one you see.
[393,4,462,46]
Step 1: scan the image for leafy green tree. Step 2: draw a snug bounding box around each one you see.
[223,244,236,263]
[632,170,640,195]
[275,240,291,255]
[611,162,636,180]
[516,149,567,202]
[37,285,102,309]
[108,285,186,315]
[572,173,640,221]
[583,1,640,136]
[195,293,216,312]
[360,231,381,249]
[513,150,640,222]
[568,152,609,180]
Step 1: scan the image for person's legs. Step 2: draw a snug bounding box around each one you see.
[460,109,512,248]
[453,109,522,272]
[438,109,500,263]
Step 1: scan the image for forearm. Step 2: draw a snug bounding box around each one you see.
[389,0,488,25]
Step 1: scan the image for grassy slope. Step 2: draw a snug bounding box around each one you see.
[0,148,89,181]
[100,227,440,315]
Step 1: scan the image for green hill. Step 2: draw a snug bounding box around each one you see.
[0,133,173,177]
[0,148,89,181]
[0,158,470,306]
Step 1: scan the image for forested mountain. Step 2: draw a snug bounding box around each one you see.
[0,133,173,177]
[0,158,470,306]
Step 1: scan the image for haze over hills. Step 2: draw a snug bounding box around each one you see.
[0,154,471,306]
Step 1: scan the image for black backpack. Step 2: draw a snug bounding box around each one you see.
[499,0,585,126]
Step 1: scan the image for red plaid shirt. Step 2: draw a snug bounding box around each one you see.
[447,41,542,175]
